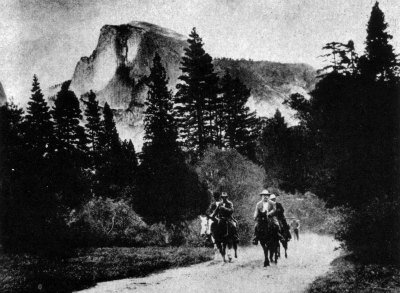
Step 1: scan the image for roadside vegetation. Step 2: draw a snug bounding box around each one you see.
[0,246,213,293]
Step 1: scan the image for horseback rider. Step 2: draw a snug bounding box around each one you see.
[207,191,222,236]
[209,192,239,243]
[207,191,222,216]
[253,190,283,245]
[269,194,291,241]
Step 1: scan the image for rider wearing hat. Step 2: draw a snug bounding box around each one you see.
[253,190,283,245]
[269,193,291,241]
[209,192,238,242]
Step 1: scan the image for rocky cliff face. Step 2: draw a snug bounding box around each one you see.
[68,22,187,149]
[0,82,7,106]
[67,21,317,151]
[71,21,186,108]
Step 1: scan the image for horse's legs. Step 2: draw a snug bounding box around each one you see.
[277,243,281,259]
[221,242,227,262]
[226,242,233,262]
[215,242,223,260]
[274,241,279,263]
[282,240,288,258]
[233,242,238,258]
[269,241,278,264]
[261,242,270,267]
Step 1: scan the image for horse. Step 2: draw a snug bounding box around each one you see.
[257,212,280,267]
[276,237,289,259]
[208,215,238,262]
[199,215,216,249]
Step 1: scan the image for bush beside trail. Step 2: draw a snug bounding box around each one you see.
[275,191,346,235]
[307,255,400,293]
[0,246,213,293]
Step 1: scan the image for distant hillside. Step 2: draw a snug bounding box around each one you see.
[214,58,317,121]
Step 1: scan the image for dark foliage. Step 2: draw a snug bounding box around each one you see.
[52,81,89,208]
[175,27,219,158]
[0,246,213,293]
[135,53,210,224]
[1,94,69,256]
[282,2,400,263]
[220,72,260,160]
[96,102,126,197]
[82,90,102,169]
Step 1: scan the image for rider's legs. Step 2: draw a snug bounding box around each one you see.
[252,222,259,245]
[272,217,285,241]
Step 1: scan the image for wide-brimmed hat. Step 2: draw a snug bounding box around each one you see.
[270,194,276,200]
[221,192,228,197]
[259,189,271,196]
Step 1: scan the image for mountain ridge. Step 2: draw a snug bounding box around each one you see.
[51,21,317,150]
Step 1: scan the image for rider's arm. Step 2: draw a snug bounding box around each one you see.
[267,201,277,216]
[219,202,233,215]
[254,204,259,220]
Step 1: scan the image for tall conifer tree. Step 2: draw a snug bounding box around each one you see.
[221,72,260,158]
[52,81,87,157]
[136,53,209,224]
[25,75,53,156]
[51,81,88,207]
[175,28,219,157]
[96,102,124,196]
[83,90,102,168]
[100,102,121,154]
[362,1,398,82]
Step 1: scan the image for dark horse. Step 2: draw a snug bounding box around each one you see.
[276,237,289,259]
[257,212,280,267]
[209,216,238,262]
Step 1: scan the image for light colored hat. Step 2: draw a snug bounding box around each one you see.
[270,194,276,200]
[221,192,228,197]
[260,189,271,196]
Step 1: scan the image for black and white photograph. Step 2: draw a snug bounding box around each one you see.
[0,0,399,292]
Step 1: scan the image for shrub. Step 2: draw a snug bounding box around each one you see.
[68,197,169,247]
[336,198,400,264]
[277,191,346,234]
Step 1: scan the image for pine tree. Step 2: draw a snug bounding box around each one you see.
[83,90,102,168]
[52,81,87,157]
[221,72,260,158]
[100,102,121,154]
[51,81,89,208]
[96,102,124,196]
[24,75,53,156]
[0,101,27,251]
[362,1,398,82]
[1,101,68,255]
[120,139,138,185]
[136,53,209,224]
[175,28,219,157]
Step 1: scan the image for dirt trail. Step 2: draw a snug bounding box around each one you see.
[76,233,340,293]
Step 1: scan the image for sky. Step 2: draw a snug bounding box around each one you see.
[0,0,399,104]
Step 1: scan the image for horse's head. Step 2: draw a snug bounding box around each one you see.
[199,215,212,236]
[259,211,268,221]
